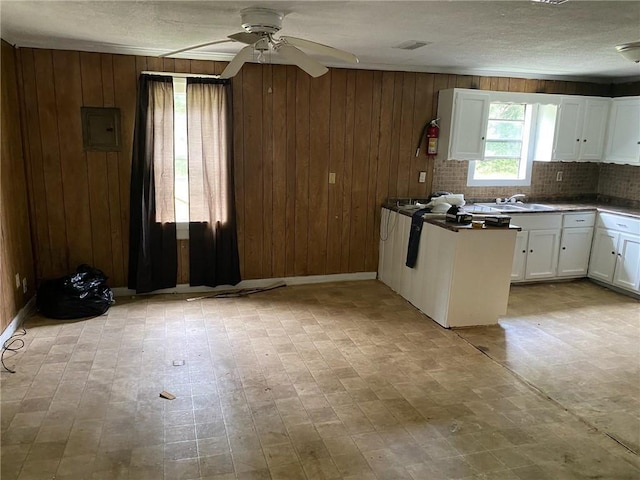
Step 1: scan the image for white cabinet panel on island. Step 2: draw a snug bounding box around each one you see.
[378,208,518,328]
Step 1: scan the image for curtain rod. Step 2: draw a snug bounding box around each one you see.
[142,71,221,79]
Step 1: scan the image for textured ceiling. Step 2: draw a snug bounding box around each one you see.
[2,1,640,83]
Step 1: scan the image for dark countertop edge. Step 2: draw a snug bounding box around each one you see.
[383,203,640,220]
[425,218,522,232]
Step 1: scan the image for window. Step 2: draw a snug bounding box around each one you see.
[467,102,533,186]
[173,77,189,224]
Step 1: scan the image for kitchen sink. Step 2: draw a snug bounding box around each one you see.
[473,202,557,213]
[516,203,556,211]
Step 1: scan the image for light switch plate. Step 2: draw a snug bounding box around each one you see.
[419,171,427,183]
[329,172,336,184]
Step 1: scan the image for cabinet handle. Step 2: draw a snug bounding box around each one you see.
[618,253,622,257]
[530,249,533,253]
[481,136,485,140]
[583,139,587,142]
[612,251,616,255]
[576,219,585,222]
[617,224,628,228]
[576,139,580,142]
[522,250,526,253]
[562,247,566,250]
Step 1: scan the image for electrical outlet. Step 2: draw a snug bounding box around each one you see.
[328,172,336,184]
[556,171,563,182]
[418,171,427,183]
[15,273,20,289]
[22,278,27,294]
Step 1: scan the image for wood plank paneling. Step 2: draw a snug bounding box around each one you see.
[16,47,615,286]
[294,70,310,276]
[307,72,331,275]
[1,41,35,332]
[271,66,288,278]
[326,69,346,274]
[33,49,68,277]
[80,52,111,278]
[242,64,263,279]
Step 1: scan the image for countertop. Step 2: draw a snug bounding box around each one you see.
[425,218,521,232]
[383,201,640,220]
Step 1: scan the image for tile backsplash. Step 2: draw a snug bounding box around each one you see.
[432,159,599,202]
[597,163,640,208]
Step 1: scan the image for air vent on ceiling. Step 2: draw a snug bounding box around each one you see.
[394,40,430,51]
[530,0,568,4]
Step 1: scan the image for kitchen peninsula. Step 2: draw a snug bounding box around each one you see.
[379,205,519,328]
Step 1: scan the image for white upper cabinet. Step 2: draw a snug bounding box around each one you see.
[437,89,490,161]
[552,96,609,162]
[604,97,640,165]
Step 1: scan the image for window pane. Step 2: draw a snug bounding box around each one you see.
[173,77,189,223]
[487,120,524,140]
[474,158,521,179]
[489,103,525,120]
[485,140,522,157]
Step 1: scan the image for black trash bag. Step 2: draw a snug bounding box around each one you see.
[36,264,115,319]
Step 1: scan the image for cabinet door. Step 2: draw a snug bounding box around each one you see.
[450,91,490,160]
[580,98,610,161]
[511,231,528,282]
[588,228,619,283]
[378,209,394,286]
[604,98,640,164]
[390,214,411,294]
[525,229,560,280]
[553,97,583,161]
[557,227,594,277]
[613,233,640,292]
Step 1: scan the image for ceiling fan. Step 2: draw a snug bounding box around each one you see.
[161,7,359,79]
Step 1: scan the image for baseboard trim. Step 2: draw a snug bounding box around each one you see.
[111,272,378,297]
[0,297,36,346]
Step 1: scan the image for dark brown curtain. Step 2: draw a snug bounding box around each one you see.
[186,78,240,287]
[128,75,177,293]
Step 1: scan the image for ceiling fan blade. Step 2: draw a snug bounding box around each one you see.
[281,36,359,64]
[228,32,262,45]
[277,44,328,78]
[220,45,255,78]
[161,39,235,58]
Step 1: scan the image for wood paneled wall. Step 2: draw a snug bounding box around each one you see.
[1,41,35,332]
[612,80,640,97]
[16,46,614,286]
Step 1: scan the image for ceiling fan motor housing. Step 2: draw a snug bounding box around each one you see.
[241,7,283,34]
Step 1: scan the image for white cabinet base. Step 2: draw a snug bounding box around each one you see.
[378,208,517,329]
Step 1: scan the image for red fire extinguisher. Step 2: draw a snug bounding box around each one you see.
[426,119,439,155]
[415,119,440,157]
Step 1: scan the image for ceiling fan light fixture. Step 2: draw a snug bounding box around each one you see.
[240,7,283,34]
[616,41,640,63]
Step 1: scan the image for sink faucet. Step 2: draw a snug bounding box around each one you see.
[497,193,526,204]
[506,193,526,203]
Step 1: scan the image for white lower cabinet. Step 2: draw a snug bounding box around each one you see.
[510,214,562,282]
[588,213,640,294]
[525,229,561,279]
[557,227,594,277]
[613,233,640,291]
[589,228,618,283]
[557,213,596,278]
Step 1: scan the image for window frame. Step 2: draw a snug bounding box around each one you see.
[467,102,540,187]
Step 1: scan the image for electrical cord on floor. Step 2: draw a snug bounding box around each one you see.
[1,327,27,374]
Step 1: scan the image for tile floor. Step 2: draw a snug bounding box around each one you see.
[1,279,639,479]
